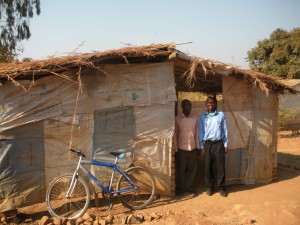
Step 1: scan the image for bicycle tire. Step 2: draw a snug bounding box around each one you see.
[46,174,90,219]
[117,166,156,210]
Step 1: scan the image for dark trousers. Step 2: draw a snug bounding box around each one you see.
[176,149,197,192]
[204,141,225,190]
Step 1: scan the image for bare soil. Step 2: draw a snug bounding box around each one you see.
[13,131,300,225]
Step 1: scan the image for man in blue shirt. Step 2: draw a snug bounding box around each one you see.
[199,96,228,197]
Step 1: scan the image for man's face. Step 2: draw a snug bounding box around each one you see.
[182,102,192,116]
[206,98,216,112]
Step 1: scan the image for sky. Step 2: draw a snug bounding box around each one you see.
[19,0,300,69]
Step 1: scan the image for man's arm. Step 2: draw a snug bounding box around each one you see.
[198,114,205,155]
[173,116,179,152]
[195,117,200,150]
[222,112,228,153]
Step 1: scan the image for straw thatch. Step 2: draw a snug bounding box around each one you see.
[0,43,175,78]
[0,43,298,94]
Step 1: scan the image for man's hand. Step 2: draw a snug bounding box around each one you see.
[175,151,179,160]
[224,147,228,154]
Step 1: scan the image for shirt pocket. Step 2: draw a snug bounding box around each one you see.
[216,119,222,128]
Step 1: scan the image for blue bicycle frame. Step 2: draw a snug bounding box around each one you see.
[66,153,138,198]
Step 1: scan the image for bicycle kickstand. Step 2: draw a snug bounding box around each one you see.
[108,195,113,210]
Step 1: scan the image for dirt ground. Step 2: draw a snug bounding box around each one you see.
[15,131,300,225]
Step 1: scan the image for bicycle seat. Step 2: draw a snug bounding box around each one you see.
[110,152,126,159]
[69,148,86,157]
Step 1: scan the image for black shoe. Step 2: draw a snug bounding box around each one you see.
[206,188,212,196]
[192,191,199,197]
[186,190,198,197]
[219,190,227,197]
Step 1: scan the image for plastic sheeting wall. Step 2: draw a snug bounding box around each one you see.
[92,107,134,189]
[134,103,174,195]
[44,114,94,186]
[0,122,45,212]
[223,76,253,184]
[223,76,278,185]
[245,90,278,184]
[91,103,175,195]
[0,62,176,212]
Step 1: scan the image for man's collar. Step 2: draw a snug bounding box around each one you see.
[205,110,218,116]
[180,113,192,118]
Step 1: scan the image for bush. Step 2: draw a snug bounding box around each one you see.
[278,106,297,129]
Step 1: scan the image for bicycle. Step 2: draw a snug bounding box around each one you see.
[46,149,156,219]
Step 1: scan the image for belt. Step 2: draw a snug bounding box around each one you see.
[205,139,223,143]
[178,148,197,152]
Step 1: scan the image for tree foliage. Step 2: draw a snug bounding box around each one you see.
[247,28,300,78]
[0,0,40,62]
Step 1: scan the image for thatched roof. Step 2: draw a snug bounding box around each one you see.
[280,79,300,90]
[0,43,298,94]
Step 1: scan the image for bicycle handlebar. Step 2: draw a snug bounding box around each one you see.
[69,148,126,160]
[69,149,86,157]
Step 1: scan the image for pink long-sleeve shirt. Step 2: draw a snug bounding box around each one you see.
[174,113,200,151]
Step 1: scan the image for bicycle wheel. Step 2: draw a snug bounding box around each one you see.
[46,174,90,219]
[117,166,156,210]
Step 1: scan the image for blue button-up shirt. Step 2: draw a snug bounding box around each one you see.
[198,110,228,149]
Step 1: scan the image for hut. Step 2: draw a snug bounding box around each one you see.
[278,79,300,131]
[0,43,298,212]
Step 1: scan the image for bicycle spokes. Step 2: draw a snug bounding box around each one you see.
[46,175,90,219]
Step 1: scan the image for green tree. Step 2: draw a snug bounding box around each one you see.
[247,28,300,78]
[0,0,41,62]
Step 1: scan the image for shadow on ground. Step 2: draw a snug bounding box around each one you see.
[278,152,300,170]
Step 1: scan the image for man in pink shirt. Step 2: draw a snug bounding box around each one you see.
[174,99,200,196]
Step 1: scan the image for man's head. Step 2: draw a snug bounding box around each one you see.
[181,99,192,117]
[205,96,217,112]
